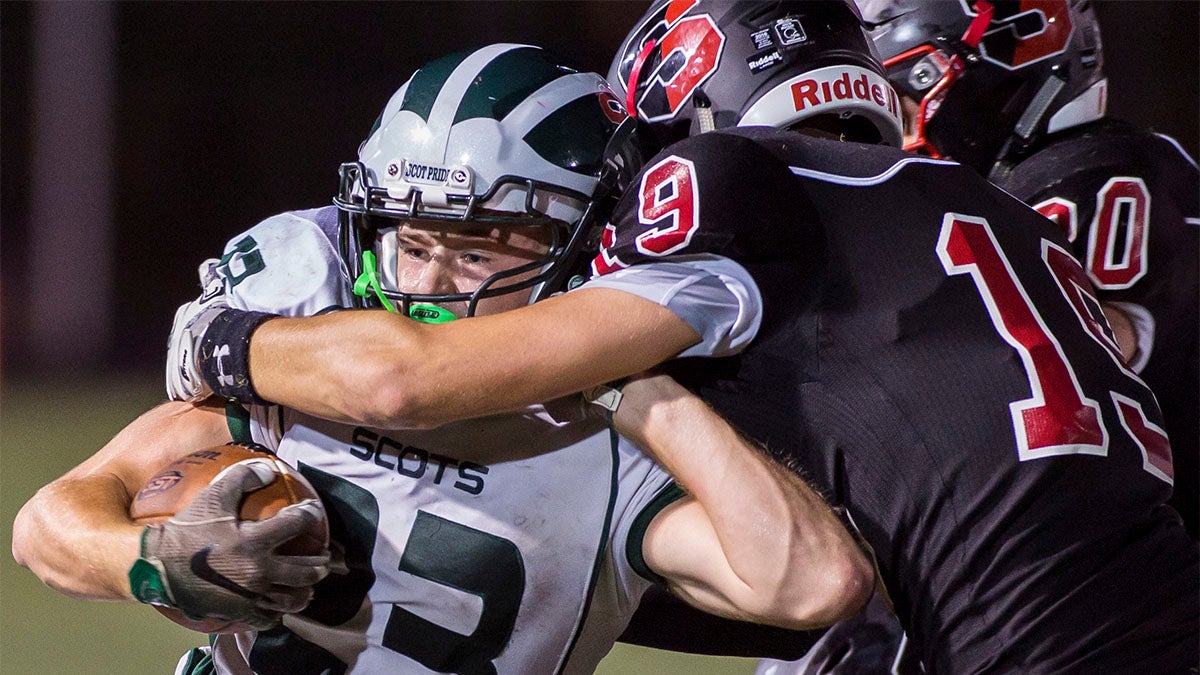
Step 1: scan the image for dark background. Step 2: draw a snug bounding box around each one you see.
[2,1,1197,375]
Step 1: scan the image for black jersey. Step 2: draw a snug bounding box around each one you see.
[595,127,1199,674]
[992,119,1200,539]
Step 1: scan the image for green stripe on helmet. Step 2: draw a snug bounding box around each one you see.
[400,51,472,122]
[523,94,621,176]
[453,47,577,125]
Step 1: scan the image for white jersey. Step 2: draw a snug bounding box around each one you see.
[196,208,679,674]
[212,407,675,675]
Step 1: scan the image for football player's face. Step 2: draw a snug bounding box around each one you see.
[390,222,550,318]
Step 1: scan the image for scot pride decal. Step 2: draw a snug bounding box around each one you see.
[616,0,727,122]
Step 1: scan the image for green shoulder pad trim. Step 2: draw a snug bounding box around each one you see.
[626,482,687,586]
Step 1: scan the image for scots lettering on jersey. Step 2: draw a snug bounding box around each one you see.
[349,428,489,495]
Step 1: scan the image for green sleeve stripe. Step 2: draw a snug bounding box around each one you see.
[626,482,687,586]
[225,400,252,445]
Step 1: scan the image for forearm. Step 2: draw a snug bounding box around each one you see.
[12,400,231,601]
[1100,301,1138,364]
[250,289,700,429]
[13,476,144,600]
[621,376,873,628]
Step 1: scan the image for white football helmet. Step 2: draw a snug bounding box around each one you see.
[335,44,641,316]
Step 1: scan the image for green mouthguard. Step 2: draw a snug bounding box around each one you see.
[407,304,457,324]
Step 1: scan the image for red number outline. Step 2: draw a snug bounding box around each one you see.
[634,155,701,257]
[972,0,1075,70]
[937,213,1107,460]
[1111,392,1174,485]
[938,211,1172,484]
[590,223,629,276]
[1033,196,1079,243]
[1085,176,1150,289]
[1042,239,1129,371]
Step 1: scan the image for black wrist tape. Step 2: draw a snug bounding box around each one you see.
[198,309,278,405]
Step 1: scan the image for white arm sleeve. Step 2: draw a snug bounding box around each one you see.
[578,255,762,358]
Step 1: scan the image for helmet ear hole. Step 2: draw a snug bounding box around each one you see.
[789,114,885,145]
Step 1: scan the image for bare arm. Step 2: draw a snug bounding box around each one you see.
[616,374,875,630]
[1100,301,1138,363]
[249,288,700,429]
[12,400,232,601]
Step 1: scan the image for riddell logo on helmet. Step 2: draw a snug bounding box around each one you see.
[791,69,899,117]
[738,65,903,145]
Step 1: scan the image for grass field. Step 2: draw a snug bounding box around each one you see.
[0,375,759,674]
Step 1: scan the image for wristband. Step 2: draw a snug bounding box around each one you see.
[129,529,173,606]
[198,309,277,405]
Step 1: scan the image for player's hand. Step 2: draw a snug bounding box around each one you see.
[166,259,227,402]
[131,461,331,628]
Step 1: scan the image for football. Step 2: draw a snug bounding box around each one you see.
[130,443,328,634]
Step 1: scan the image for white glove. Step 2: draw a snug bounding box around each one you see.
[131,460,331,626]
[166,259,228,402]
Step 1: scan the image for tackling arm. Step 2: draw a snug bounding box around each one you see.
[1099,301,1139,364]
[618,374,875,630]
[12,400,232,600]
[247,288,700,429]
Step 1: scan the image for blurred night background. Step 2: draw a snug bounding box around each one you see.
[0,2,1196,673]
[1,1,1196,379]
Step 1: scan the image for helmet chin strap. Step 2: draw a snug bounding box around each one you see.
[353,250,459,324]
[353,250,398,313]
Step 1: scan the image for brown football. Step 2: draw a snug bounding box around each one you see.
[130,443,328,634]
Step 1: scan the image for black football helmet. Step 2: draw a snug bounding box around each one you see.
[609,0,904,150]
[860,0,1106,177]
